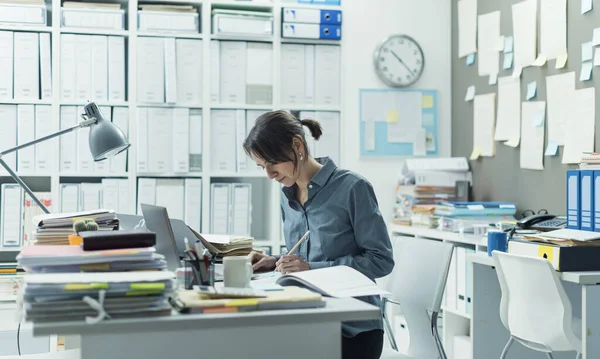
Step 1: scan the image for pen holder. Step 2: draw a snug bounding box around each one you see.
[183,255,215,290]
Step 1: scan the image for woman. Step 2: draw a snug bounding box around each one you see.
[244,110,394,359]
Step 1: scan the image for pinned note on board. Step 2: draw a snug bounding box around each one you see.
[582,0,593,14]
[386,109,399,123]
[495,35,505,51]
[422,95,434,109]
[580,61,593,81]
[470,146,481,160]
[593,27,600,46]
[532,55,547,67]
[512,67,522,79]
[582,41,594,62]
[526,81,537,100]
[489,73,498,85]
[465,86,476,101]
[544,140,559,156]
[533,109,545,127]
[466,53,476,65]
[504,36,514,53]
[555,53,568,69]
[595,48,600,66]
[503,53,514,69]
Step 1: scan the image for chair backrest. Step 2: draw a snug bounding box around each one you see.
[385,237,453,358]
[492,251,581,352]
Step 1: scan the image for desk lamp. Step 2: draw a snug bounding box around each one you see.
[0,102,130,214]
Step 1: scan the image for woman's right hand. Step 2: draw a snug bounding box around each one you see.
[248,251,277,272]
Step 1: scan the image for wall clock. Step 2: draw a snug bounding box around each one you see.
[373,34,425,87]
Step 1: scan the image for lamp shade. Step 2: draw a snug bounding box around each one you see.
[84,103,131,161]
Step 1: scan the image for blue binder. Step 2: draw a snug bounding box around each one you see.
[282,23,342,40]
[283,8,342,25]
[567,170,581,229]
[580,170,594,231]
[594,171,600,232]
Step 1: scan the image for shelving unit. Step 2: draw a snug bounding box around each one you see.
[0,0,342,254]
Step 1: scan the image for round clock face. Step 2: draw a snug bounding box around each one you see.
[373,35,425,87]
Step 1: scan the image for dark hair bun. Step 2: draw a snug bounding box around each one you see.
[300,119,323,140]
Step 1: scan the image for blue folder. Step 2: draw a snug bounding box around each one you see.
[580,170,594,231]
[594,171,600,232]
[567,170,581,230]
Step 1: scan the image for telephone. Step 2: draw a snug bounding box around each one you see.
[516,214,567,232]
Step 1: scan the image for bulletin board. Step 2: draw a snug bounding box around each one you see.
[359,89,439,157]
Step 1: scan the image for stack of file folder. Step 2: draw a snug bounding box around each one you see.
[21,271,174,323]
[434,201,516,233]
[191,230,254,259]
[31,210,119,245]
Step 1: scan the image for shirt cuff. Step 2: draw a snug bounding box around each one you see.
[309,261,333,270]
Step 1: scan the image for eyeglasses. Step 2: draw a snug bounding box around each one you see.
[520,209,548,219]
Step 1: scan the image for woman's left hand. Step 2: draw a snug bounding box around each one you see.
[275,254,310,274]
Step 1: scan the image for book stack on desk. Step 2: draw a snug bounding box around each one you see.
[21,271,175,323]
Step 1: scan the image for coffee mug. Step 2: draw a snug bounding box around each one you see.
[223,256,252,288]
[487,231,508,256]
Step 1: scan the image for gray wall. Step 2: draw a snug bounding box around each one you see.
[451,0,599,215]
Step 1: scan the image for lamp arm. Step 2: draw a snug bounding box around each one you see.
[0,118,96,156]
[0,158,50,214]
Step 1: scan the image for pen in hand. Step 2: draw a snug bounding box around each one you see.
[286,230,310,256]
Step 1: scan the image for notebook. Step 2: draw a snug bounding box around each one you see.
[275,266,389,298]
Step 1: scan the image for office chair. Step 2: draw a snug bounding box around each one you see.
[492,251,582,359]
[380,237,453,359]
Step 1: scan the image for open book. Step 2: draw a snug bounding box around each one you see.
[275,266,390,298]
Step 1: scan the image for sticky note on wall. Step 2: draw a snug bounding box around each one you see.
[422,95,434,109]
[386,109,399,123]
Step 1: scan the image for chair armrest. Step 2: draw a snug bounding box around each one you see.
[380,296,400,351]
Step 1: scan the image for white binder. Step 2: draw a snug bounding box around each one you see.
[315,45,340,106]
[246,42,273,105]
[156,179,185,220]
[17,105,35,173]
[1,184,23,248]
[210,110,236,172]
[60,34,76,101]
[34,105,53,172]
[176,39,202,104]
[60,183,80,213]
[235,109,247,172]
[91,36,108,101]
[210,183,231,235]
[456,247,467,314]
[13,32,39,100]
[118,178,129,214]
[0,105,17,174]
[189,109,203,172]
[220,41,247,105]
[136,107,148,173]
[210,40,220,103]
[147,107,172,173]
[164,37,177,103]
[81,183,103,211]
[136,178,156,214]
[315,111,340,164]
[231,183,252,236]
[101,179,120,213]
[137,37,165,103]
[59,106,77,172]
[172,107,190,173]
[184,178,202,232]
[0,31,13,100]
[304,45,315,106]
[74,35,92,101]
[39,33,52,99]
[108,36,126,102]
[281,44,306,105]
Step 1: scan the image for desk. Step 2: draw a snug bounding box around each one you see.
[33,297,379,359]
[469,253,600,359]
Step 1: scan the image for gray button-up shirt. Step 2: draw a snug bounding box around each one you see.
[279,157,394,337]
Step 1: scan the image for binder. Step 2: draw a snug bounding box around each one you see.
[220,41,247,105]
[137,37,165,103]
[102,179,120,213]
[594,171,600,232]
[39,33,52,99]
[210,110,236,172]
[77,105,94,173]
[0,4,47,25]
[280,44,306,105]
[282,8,342,25]
[118,178,129,214]
[136,108,148,173]
[17,105,36,173]
[184,178,202,232]
[456,246,466,313]
[465,247,475,314]
[235,109,247,172]
[110,107,128,173]
[34,105,53,172]
[282,23,341,40]
[81,183,103,211]
[1,184,23,248]
[94,106,112,175]
[567,170,581,230]
[91,35,108,101]
[138,10,199,32]
[108,36,126,102]
[156,179,185,220]
[13,32,39,100]
[74,35,93,101]
[212,12,273,38]
[0,105,17,174]
[210,40,220,103]
[60,183,81,213]
[314,111,339,164]
[164,37,177,103]
[59,106,77,172]
[445,246,457,310]
[246,42,273,105]
[61,7,125,30]
[189,109,203,172]
[176,39,203,104]
[60,34,76,101]
[580,170,594,231]
[231,183,252,236]
[136,178,156,214]
[172,108,190,173]
[0,31,13,100]
[211,183,232,235]
[304,45,315,105]
[315,45,340,106]
[147,107,172,173]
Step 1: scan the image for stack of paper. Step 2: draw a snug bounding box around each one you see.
[191,230,254,258]
[21,271,174,323]
[31,210,119,245]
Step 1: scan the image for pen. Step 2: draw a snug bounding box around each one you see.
[287,230,310,256]
[194,239,204,255]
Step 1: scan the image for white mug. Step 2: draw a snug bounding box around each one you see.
[223,256,252,288]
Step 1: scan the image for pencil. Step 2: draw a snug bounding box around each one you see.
[287,230,310,256]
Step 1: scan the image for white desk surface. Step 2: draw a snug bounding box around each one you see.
[389,224,487,247]
[33,296,379,336]
[468,252,600,285]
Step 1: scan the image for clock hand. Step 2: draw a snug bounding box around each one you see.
[390,50,414,75]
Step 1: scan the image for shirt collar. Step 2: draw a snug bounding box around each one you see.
[281,157,337,200]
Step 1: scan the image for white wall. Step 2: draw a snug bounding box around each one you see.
[340,0,452,222]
